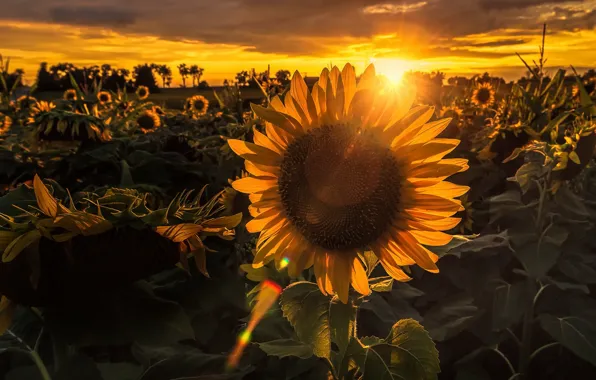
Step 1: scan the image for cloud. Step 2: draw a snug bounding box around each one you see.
[48,6,137,27]
[467,39,529,47]
[362,1,428,14]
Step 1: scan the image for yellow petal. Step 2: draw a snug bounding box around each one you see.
[406,193,464,215]
[408,160,468,179]
[251,104,303,136]
[350,255,371,296]
[409,229,454,246]
[394,230,439,272]
[329,253,351,304]
[356,64,377,91]
[253,229,293,267]
[415,181,470,198]
[285,92,310,128]
[245,161,279,177]
[405,139,461,164]
[265,122,292,148]
[388,106,435,146]
[407,217,462,231]
[314,251,330,296]
[374,244,413,281]
[245,208,280,233]
[341,63,357,113]
[227,139,281,166]
[408,118,452,145]
[569,151,581,164]
[253,127,284,155]
[232,176,278,194]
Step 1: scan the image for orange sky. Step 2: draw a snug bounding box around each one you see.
[1,0,596,86]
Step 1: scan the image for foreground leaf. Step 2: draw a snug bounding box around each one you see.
[256,339,313,359]
[538,314,596,367]
[280,281,331,358]
[2,229,41,263]
[347,319,440,380]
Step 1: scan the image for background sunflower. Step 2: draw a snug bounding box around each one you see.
[185,94,209,116]
[136,86,150,100]
[63,89,77,101]
[136,109,161,133]
[97,91,112,104]
[228,64,468,303]
[472,82,495,108]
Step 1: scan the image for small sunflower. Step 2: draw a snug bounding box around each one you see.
[472,83,495,108]
[136,86,150,100]
[63,89,77,101]
[228,64,469,303]
[0,112,12,135]
[97,91,112,104]
[153,105,166,116]
[136,110,162,133]
[15,95,37,110]
[185,95,209,115]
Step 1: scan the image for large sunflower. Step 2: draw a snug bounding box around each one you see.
[228,64,469,303]
[185,95,209,115]
[472,82,495,108]
[136,86,150,100]
[136,110,162,133]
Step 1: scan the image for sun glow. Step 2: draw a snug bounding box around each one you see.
[370,58,414,85]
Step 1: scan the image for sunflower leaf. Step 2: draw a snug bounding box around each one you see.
[279,281,331,359]
[538,314,596,367]
[256,339,313,359]
[346,318,440,380]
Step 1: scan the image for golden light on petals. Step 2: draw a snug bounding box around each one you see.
[230,63,468,303]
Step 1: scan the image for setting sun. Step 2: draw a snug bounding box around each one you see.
[370,58,414,85]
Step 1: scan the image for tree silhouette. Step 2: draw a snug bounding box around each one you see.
[133,64,159,92]
[154,64,172,88]
[189,65,204,88]
[178,64,189,88]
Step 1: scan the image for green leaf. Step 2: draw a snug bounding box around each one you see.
[492,281,528,330]
[514,224,568,279]
[256,339,313,359]
[330,298,356,374]
[54,354,103,380]
[280,281,331,358]
[360,250,379,275]
[514,162,543,193]
[422,295,478,342]
[347,319,440,380]
[369,276,394,292]
[538,314,596,366]
[443,231,511,258]
[2,229,41,263]
[97,363,143,380]
[558,251,596,285]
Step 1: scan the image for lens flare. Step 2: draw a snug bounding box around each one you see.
[226,280,283,370]
[279,257,290,269]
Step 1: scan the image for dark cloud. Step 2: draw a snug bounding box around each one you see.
[0,0,594,56]
[468,39,529,47]
[49,6,137,27]
[479,0,570,10]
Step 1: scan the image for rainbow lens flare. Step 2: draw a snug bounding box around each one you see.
[226,279,283,370]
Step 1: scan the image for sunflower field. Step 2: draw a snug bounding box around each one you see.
[1,50,596,380]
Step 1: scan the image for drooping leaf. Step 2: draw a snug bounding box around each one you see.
[443,231,511,258]
[369,276,394,292]
[202,213,243,228]
[538,314,596,367]
[33,174,67,217]
[279,281,331,358]
[347,319,440,380]
[2,229,41,263]
[256,339,314,359]
[156,223,204,243]
[514,162,543,193]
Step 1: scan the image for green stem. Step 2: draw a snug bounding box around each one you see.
[529,342,559,363]
[7,329,52,380]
